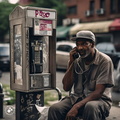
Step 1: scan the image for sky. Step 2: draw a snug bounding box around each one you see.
[8,0,19,4]
[0,0,19,4]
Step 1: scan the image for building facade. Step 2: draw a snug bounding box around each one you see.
[19,0,33,5]
[63,0,120,51]
[18,0,120,51]
[65,0,120,22]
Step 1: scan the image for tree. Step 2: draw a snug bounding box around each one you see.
[32,0,67,25]
[0,1,16,42]
[0,0,66,42]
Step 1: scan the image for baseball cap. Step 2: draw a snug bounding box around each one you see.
[71,30,95,43]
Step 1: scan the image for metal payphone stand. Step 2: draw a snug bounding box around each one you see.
[9,6,60,120]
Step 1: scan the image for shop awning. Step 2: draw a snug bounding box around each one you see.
[70,20,113,35]
[56,26,72,39]
[109,19,120,31]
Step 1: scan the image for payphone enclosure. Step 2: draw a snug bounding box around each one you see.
[9,6,57,92]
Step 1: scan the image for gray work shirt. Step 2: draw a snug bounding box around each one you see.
[70,49,114,106]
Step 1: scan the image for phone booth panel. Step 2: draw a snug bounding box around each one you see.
[9,6,57,92]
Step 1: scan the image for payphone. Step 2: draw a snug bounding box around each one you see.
[9,6,61,120]
[9,6,57,92]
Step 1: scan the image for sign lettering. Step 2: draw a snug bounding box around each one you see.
[27,10,56,19]
[35,10,50,18]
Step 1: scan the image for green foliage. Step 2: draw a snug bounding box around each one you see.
[32,0,67,25]
[0,0,66,42]
[44,90,68,106]
[0,1,16,41]
[44,91,58,105]
[3,84,15,105]
[2,85,69,106]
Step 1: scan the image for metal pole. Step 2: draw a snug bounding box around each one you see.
[16,91,44,120]
[0,83,4,118]
[55,87,62,100]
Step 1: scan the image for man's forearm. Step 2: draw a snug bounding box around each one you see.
[67,60,73,68]
[62,62,74,91]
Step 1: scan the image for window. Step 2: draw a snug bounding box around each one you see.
[118,0,120,13]
[100,0,105,9]
[67,6,77,15]
[90,0,95,14]
[110,0,117,13]
[0,46,9,56]
[96,43,116,53]
[96,34,112,44]
[57,45,72,52]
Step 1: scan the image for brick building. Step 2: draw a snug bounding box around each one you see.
[59,0,120,51]
[19,0,33,5]
[64,0,120,22]
[18,0,120,50]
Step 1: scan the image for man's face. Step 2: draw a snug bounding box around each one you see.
[76,39,94,58]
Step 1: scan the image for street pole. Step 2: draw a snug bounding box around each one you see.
[0,83,4,118]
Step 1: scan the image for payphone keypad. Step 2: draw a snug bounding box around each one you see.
[30,41,43,73]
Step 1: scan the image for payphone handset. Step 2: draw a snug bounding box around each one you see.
[30,40,43,74]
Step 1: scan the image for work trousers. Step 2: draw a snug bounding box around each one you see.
[48,97,110,120]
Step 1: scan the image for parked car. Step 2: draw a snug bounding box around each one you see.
[56,41,76,69]
[0,70,2,78]
[112,60,120,104]
[0,43,10,71]
[96,42,120,69]
[112,60,120,93]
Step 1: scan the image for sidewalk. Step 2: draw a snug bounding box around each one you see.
[0,104,120,120]
[107,105,120,120]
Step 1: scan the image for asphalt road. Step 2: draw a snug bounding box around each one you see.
[0,70,120,120]
[0,70,120,102]
[0,70,65,90]
[0,70,65,120]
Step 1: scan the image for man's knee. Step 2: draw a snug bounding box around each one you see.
[85,101,99,111]
[49,103,61,113]
[83,101,108,120]
[83,101,101,118]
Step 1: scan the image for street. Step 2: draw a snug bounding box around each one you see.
[0,70,66,89]
[0,72,10,86]
[0,70,120,120]
[0,70,120,101]
[0,70,66,120]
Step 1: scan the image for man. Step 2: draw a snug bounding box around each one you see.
[48,30,114,120]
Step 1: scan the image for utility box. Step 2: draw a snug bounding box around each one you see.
[9,6,57,92]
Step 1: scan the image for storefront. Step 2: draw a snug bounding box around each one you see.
[69,20,113,44]
[56,25,73,41]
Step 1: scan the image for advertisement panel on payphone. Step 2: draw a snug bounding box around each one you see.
[34,19,52,36]
[14,25,23,85]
